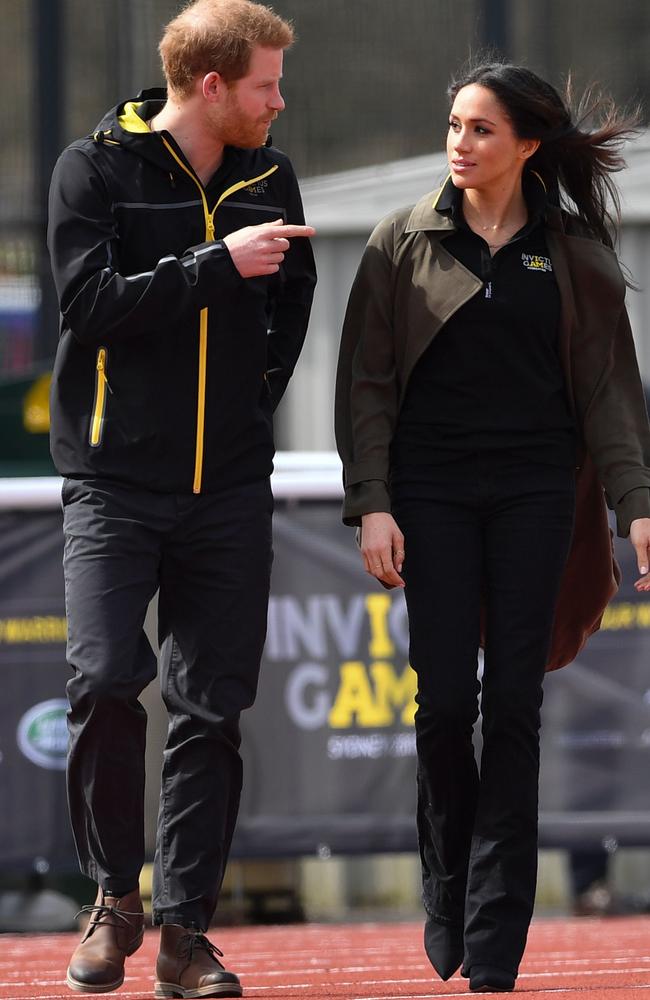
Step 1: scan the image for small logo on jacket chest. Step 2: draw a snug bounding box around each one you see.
[521,252,553,273]
[244,179,269,197]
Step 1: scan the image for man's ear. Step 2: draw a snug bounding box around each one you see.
[202,71,225,103]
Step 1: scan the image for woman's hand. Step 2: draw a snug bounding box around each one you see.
[360,512,405,588]
[631,517,650,591]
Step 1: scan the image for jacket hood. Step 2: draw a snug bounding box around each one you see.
[91,88,179,173]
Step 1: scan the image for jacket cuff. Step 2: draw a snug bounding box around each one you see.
[344,460,390,487]
[185,239,244,286]
[615,487,650,537]
[608,468,650,506]
[342,480,391,526]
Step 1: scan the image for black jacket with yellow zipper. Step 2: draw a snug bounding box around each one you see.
[47,89,316,494]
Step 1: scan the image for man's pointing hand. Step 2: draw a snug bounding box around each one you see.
[223,218,316,278]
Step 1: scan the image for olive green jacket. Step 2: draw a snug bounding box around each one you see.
[335,185,650,669]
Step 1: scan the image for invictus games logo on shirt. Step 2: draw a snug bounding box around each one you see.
[521,253,553,273]
[17,698,68,770]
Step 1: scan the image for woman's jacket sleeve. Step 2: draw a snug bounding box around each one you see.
[581,303,650,536]
[335,218,398,526]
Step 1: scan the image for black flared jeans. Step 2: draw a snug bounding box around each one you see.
[393,453,575,976]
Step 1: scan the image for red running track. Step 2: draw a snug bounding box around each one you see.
[1,917,649,999]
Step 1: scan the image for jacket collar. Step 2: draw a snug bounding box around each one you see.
[93,88,248,182]
[405,169,559,235]
[405,178,457,234]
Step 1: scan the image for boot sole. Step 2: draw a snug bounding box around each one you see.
[154,982,243,999]
[66,972,125,993]
[470,987,515,993]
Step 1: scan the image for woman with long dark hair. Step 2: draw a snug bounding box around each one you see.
[335,63,650,992]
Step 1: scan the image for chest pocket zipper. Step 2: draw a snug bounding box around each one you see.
[89,346,112,447]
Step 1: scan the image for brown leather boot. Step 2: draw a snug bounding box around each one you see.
[155,924,242,998]
[66,887,144,993]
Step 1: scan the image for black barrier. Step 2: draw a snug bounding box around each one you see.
[1,498,649,872]
[0,509,74,869]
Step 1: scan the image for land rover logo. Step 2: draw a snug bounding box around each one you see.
[17,699,68,770]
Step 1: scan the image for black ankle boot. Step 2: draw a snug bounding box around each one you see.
[469,965,516,992]
[423,917,464,981]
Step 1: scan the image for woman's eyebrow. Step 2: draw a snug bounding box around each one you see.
[450,116,498,126]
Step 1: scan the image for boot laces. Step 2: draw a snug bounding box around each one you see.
[76,903,141,931]
[179,932,225,966]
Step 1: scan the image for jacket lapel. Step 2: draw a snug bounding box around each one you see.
[396,185,482,401]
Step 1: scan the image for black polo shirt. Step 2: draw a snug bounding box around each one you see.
[391,174,576,481]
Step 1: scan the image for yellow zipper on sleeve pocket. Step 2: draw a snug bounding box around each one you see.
[89,346,111,447]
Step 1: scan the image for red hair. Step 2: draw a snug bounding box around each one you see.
[160,0,294,97]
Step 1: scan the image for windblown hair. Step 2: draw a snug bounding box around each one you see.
[448,61,641,247]
[160,0,294,97]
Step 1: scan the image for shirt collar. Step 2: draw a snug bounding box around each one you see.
[435,169,550,229]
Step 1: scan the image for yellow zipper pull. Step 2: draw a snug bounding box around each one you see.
[207,216,215,241]
[96,348,113,393]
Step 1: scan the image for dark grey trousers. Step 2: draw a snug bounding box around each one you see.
[62,476,273,929]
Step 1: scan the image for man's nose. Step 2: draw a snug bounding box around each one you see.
[270,86,285,112]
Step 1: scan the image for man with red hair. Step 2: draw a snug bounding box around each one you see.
[48,2,316,995]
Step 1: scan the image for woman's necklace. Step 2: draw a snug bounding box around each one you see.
[484,232,521,255]
[477,220,504,232]
[474,219,525,253]
[485,226,521,249]
[463,202,527,250]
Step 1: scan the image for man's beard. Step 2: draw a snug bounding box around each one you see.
[211,95,277,148]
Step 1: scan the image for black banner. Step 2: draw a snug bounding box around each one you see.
[1,498,649,871]
[0,509,74,870]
